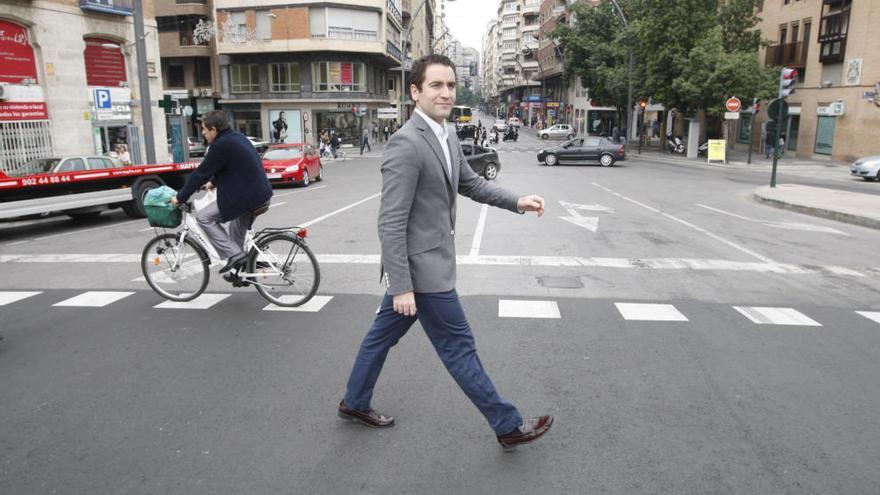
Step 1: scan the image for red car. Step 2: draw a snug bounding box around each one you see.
[262,143,324,186]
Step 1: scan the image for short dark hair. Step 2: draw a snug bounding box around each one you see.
[201,110,230,132]
[409,54,456,100]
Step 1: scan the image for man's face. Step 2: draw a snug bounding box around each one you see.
[201,124,218,144]
[411,64,456,124]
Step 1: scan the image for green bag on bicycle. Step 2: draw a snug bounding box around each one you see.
[144,185,182,228]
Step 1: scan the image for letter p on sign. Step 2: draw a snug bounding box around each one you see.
[95,89,112,109]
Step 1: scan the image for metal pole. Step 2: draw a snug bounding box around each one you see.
[770,99,782,188]
[133,0,156,164]
[747,97,757,165]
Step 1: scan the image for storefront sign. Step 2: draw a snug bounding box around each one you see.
[378,107,397,119]
[0,20,38,84]
[84,38,127,87]
[0,102,48,120]
[546,102,560,108]
[89,87,131,121]
[817,102,845,116]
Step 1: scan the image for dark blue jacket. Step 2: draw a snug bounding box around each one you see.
[177,129,273,222]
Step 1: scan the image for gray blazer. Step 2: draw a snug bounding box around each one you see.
[379,112,521,295]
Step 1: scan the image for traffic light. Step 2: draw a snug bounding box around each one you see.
[778,67,798,99]
[639,98,648,111]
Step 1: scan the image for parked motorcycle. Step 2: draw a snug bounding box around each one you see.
[665,135,685,154]
[697,140,708,156]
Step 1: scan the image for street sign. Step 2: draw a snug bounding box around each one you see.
[725,97,741,112]
[378,107,397,119]
[724,112,740,120]
[767,98,789,119]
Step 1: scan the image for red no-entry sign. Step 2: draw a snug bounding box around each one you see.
[726,97,742,112]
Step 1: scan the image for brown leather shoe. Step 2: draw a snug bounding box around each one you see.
[496,415,554,451]
[337,400,395,428]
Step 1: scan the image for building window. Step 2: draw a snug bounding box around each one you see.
[310,7,379,40]
[194,58,212,86]
[167,63,185,88]
[269,63,301,92]
[818,0,851,64]
[230,64,259,92]
[312,62,366,92]
[256,10,272,40]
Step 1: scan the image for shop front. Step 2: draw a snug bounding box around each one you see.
[312,103,371,147]
[89,87,139,163]
[0,19,53,173]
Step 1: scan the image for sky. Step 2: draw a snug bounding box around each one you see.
[443,0,498,57]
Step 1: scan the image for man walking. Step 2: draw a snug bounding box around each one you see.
[360,127,372,155]
[338,54,553,450]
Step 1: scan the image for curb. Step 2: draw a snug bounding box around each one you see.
[753,190,880,230]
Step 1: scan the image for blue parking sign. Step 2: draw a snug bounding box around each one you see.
[95,89,111,109]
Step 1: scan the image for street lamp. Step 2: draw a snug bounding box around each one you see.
[399,0,456,123]
[609,0,633,144]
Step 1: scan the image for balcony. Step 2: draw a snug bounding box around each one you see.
[386,40,402,61]
[818,9,849,64]
[764,41,807,67]
[387,0,403,28]
[80,0,132,16]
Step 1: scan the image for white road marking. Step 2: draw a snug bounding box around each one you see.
[0,291,42,306]
[5,218,144,246]
[154,293,230,309]
[469,204,489,257]
[300,192,381,228]
[0,253,868,277]
[856,311,880,325]
[592,183,776,264]
[54,291,134,307]
[498,300,561,318]
[268,202,287,208]
[696,203,849,236]
[262,295,333,312]
[273,185,327,198]
[558,200,611,232]
[732,306,822,326]
[615,303,689,321]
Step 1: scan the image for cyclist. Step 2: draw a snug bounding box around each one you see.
[171,110,273,274]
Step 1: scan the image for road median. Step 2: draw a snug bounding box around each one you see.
[754,184,880,230]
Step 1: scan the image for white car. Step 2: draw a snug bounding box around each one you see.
[507,117,522,128]
[539,124,576,140]
[851,155,880,181]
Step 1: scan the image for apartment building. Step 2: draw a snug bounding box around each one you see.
[211,0,433,146]
[156,0,220,140]
[491,0,541,122]
[752,0,879,161]
[481,20,499,106]
[0,0,167,168]
[459,46,479,89]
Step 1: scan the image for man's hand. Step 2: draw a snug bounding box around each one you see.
[393,292,417,316]
[517,195,545,217]
[170,196,179,206]
[201,181,215,191]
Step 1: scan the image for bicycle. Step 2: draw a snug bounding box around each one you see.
[141,202,320,307]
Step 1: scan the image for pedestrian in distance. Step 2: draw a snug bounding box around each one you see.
[764,129,775,159]
[360,127,372,155]
[330,132,340,159]
[383,124,390,142]
[338,54,553,451]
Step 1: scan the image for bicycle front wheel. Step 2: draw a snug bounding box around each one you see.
[142,233,210,302]
[249,233,320,307]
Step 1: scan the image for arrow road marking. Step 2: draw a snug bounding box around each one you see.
[558,200,613,233]
[696,204,849,236]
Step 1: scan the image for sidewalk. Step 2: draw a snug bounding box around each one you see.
[627,142,880,230]
[754,184,880,230]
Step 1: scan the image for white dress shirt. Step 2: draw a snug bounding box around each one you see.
[414,107,452,177]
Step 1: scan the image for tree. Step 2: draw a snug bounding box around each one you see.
[553,1,632,123]
[456,85,480,108]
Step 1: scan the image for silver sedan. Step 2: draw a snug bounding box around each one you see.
[539,124,576,140]
[851,155,880,181]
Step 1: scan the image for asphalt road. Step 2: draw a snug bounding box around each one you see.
[2,114,880,494]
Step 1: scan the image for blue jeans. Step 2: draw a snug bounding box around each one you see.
[343,290,523,435]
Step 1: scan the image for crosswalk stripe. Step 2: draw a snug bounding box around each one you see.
[262,295,334,312]
[856,311,880,325]
[154,293,231,309]
[0,291,43,306]
[615,303,689,321]
[733,306,822,326]
[498,300,561,319]
[53,291,135,307]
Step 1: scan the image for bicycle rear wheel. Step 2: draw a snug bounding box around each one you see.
[142,233,210,302]
[249,233,320,307]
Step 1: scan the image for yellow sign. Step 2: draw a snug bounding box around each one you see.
[707,139,726,163]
